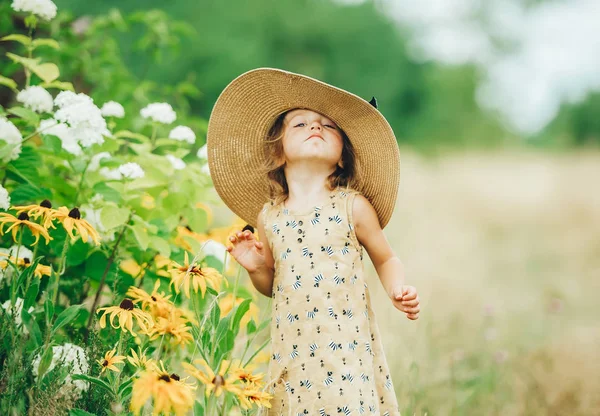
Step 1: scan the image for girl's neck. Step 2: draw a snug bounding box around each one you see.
[284,183,337,212]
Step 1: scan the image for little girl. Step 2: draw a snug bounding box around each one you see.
[207,68,420,415]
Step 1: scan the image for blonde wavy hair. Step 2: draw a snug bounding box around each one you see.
[260,108,361,206]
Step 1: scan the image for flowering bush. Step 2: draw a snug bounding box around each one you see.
[0,2,272,415]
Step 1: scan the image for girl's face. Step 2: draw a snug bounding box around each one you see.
[281,108,344,168]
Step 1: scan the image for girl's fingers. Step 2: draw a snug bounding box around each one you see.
[401,299,419,307]
[406,313,419,320]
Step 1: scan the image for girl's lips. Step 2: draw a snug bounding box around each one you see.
[307,134,323,141]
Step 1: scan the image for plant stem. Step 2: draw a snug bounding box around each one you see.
[86,211,134,331]
[150,123,158,148]
[54,236,71,305]
[72,159,92,206]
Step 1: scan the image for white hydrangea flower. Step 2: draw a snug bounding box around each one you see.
[201,163,211,176]
[90,193,104,203]
[118,162,144,179]
[201,239,232,272]
[168,125,196,144]
[140,102,176,124]
[16,86,53,113]
[53,91,110,148]
[39,119,82,155]
[0,185,10,210]
[196,143,207,159]
[32,343,89,392]
[1,297,34,332]
[99,167,122,180]
[11,0,58,21]
[0,245,34,261]
[100,101,125,118]
[166,154,186,170]
[0,117,23,163]
[88,151,111,171]
[80,205,115,243]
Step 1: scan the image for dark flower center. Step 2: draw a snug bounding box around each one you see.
[213,374,225,387]
[170,373,180,381]
[158,374,171,382]
[18,213,29,221]
[119,299,135,310]
[68,207,81,219]
[151,296,157,301]
[40,200,52,208]
[102,360,108,367]
[24,257,30,264]
[242,224,254,233]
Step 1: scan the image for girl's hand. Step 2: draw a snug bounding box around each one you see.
[390,285,420,320]
[226,229,267,273]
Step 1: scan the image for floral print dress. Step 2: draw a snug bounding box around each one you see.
[259,186,400,416]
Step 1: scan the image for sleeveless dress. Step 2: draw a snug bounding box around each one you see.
[259,186,401,416]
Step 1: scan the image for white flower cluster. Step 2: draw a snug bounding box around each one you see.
[100,162,145,180]
[140,102,176,124]
[118,162,145,179]
[100,101,125,118]
[0,185,10,210]
[1,297,34,333]
[52,90,110,147]
[11,0,57,21]
[166,154,186,170]
[16,86,53,113]
[31,343,89,392]
[0,245,33,284]
[87,151,111,171]
[39,119,82,156]
[0,117,23,163]
[80,205,115,242]
[196,143,207,160]
[168,125,196,144]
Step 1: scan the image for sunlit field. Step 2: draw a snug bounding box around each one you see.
[227,148,600,416]
[356,148,600,416]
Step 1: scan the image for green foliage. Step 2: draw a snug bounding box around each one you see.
[0,4,271,415]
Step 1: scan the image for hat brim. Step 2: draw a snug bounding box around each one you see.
[207,67,400,229]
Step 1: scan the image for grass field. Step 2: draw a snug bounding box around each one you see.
[365,148,600,415]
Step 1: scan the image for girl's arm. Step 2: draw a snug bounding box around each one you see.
[251,210,275,298]
[353,194,406,299]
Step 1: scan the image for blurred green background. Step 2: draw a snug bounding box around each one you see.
[3,0,599,153]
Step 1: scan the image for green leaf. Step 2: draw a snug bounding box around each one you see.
[209,302,221,329]
[45,299,54,325]
[1,34,31,46]
[91,182,122,203]
[100,205,130,230]
[149,236,171,257]
[37,345,54,381]
[231,298,252,336]
[51,304,83,335]
[40,80,74,91]
[117,377,134,397]
[114,130,149,142]
[186,208,208,234]
[69,409,97,416]
[246,318,257,334]
[7,106,39,126]
[6,52,40,70]
[21,309,42,346]
[71,374,114,396]
[7,145,41,185]
[31,62,60,83]
[8,184,51,206]
[31,38,60,50]
[23,276,40,310]
[0,75,18,92]
[130,223,150,251]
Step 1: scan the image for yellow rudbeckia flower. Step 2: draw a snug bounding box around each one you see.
[0,212,52,246]
[96,298,154,337]
[98,349,126,374]
[168,251,226,298]
[54,206,101,246]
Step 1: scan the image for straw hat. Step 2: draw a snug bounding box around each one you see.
[206,67,400,229]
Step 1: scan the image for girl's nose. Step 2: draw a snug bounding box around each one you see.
[310,122,322,130]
